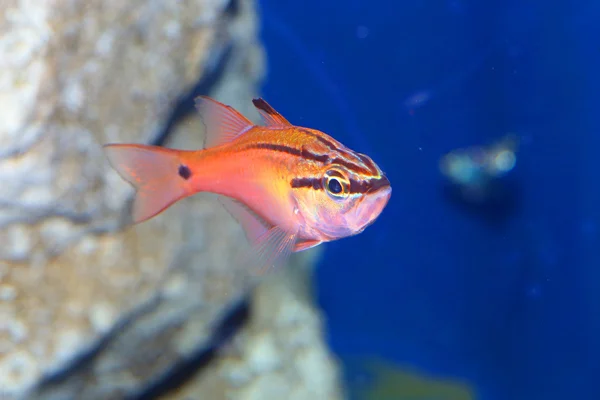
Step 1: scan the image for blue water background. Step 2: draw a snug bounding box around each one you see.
[258,0,600,398]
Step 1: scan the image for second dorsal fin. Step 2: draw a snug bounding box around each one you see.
[194,96,254,148]
[252,98,292,127]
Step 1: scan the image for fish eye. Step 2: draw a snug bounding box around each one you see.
[327,178,343,194]
[323,169,349,199]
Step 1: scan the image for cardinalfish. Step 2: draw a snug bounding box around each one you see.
[104,97,391,274]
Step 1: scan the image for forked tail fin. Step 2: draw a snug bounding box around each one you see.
[104,144,192,223]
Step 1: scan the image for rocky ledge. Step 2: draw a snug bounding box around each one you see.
[0,0,342,398]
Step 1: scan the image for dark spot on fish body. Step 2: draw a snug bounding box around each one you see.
[179,164,192,180]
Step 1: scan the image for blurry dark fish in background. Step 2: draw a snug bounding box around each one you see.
[439,134,521,225]
[439,133,519,204]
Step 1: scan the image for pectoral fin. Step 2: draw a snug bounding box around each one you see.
[218,196,270,244]
[245,225,297,275]
[218,195,297,275]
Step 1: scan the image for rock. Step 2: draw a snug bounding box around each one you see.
[0,0,342,398]
[164,249,344,400]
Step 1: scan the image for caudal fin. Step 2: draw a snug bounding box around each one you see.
[104,144,191,224]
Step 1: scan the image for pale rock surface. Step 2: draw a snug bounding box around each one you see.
[165,250,344,400]
[0,0,342,398]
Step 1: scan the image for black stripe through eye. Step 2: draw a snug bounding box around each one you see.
[291,177,323,190]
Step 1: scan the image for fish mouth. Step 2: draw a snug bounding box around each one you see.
[353,176,391,232]
[366,174,391,195]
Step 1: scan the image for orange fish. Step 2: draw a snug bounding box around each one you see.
[104,97,391,273]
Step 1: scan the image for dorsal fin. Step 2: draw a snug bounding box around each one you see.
[194,96,254,148]
[252,98,293,127]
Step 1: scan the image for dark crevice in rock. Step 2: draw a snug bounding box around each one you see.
[128,297,251,400]
[29,294,251,399]
[151,44,233,147]
[30,297,163,392]
[224,0,240,17]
